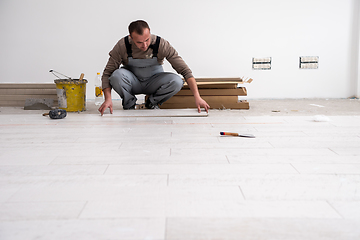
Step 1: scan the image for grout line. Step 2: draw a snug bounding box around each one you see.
[290,163,301,174]
[103,165,110,175]
[47,157,57,166]
[238,185,246,200]
[326,200,344,219]
[164,217,168,240]
[268,141,276,148]
[226,155,230,164]
[328,148,339,155]
[77,201,88,219]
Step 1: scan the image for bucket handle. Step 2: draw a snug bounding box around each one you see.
[49,70,72,80]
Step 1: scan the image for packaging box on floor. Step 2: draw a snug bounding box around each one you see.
[161,77,250,110]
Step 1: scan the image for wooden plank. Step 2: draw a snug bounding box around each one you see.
[194,77,243,82]
[102,109,208,117]
[161,101,249,109]
[0,83,56,89]
[0,95,58,101]
[0,99,59,107]
[175,88,247,96]
[0,89,57,95]
[183,82,239,89]
[0,100,25,106]
[161,96,249,109]
[165,96,237,104]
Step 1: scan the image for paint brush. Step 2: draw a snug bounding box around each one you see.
[220,132,255,138]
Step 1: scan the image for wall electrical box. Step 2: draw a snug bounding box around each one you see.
[252,57,271,70]
[299,56,319,69]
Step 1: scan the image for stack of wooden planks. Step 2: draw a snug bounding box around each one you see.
[0,83,58,107]
[160,77,252,109]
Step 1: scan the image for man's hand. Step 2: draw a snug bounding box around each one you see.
[186,77,210,113]
[98,87,113,116]
[195,96,210,113]
[98,99,113,116]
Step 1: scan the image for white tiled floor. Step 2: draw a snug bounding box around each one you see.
[0,99,360,240]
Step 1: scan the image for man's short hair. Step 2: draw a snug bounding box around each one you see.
[128,20,150,36]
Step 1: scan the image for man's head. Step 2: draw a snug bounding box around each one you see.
[128,20,151,52]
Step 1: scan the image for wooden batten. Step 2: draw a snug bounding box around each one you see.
[0,83,58,107]
[0,83,56,89]
[175,88,247,96]
[183,82,239,89]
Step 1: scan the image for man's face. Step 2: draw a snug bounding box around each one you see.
[130,28,151,52]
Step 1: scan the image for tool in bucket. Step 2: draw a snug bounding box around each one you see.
[50,70,88,112]
[49,69,72,80]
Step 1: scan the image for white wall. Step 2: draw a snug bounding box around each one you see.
[355,0,360,98]
[0,0,358,99]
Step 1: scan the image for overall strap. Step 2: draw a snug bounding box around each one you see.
[150,36,161,57]
[124,36,132,58]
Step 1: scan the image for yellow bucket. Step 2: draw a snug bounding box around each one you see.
[54,79,88,112]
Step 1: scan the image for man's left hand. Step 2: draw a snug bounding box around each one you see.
[195,96,210,113]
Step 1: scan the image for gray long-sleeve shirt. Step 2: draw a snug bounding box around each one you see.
[102,34,194,89]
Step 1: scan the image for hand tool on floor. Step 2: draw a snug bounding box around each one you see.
[42,109,67,119]
[220,132,255,138]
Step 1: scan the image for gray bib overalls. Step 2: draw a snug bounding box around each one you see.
[109,36,184,109]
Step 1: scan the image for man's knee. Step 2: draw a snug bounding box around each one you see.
[109,68,132,87]
[168,74,184,92]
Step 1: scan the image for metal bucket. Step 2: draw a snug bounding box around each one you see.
[54,79,88,112]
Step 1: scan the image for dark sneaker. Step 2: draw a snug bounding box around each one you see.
[145,99,160,109]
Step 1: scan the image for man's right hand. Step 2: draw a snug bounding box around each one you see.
[98,99,113,116]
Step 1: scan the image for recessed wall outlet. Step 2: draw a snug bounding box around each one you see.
[300,56,319,69]
[253,57,271,70]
